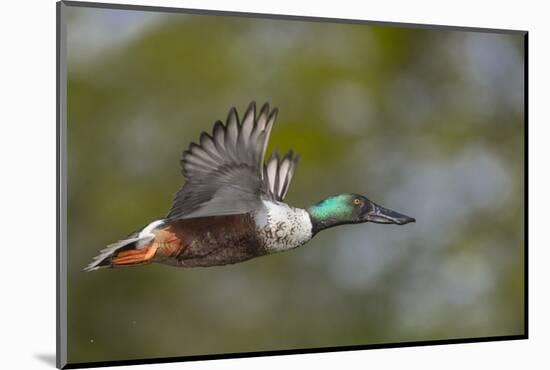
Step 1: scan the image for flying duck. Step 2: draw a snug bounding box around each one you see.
[85,102,415,271]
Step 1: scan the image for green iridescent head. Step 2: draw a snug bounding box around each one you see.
[307,193,415,235]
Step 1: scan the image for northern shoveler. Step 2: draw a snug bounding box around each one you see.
[85,102,415,271]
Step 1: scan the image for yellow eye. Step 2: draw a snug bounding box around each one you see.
[353,198,361,206]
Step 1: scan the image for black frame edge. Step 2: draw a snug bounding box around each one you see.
[64,335,527,369]
[56,2,61,368]
[57,1,68,369]
[523,32,529,338]
[60,0,527,35]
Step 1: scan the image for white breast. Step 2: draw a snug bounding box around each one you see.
[254,201,313,253]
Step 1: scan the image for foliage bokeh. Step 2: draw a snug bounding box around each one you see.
[65,5,525,363]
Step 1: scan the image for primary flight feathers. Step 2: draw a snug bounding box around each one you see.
[166,102,300,220]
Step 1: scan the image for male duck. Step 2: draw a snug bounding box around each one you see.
[85,102,415,271]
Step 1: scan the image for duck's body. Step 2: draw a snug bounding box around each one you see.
[85,102,414,271]
[132,201,312,268]
[145,215,265,268]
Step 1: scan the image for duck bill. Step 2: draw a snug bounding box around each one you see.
[364,202,416,225]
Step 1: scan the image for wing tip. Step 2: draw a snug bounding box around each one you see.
[268,106,278,120]
[247,101,257,113]
[199,131,213,144]
[226,106,240,126]
[259,102,270,114]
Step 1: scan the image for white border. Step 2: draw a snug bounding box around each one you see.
[2,0,546,369]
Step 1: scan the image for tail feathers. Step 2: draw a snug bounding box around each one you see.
[84,236,152,272]
[111,244,159,267]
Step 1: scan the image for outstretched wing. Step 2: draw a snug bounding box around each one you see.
[263,150,300,201]
[167,102,280,220]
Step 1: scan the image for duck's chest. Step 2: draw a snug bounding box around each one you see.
[253,201,313,253]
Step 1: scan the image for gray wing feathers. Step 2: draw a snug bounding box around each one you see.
[257,105,276,177]
[167,165,263,219]
[180,104,277,180]
[167,102,281,220]
[263,150,300,201]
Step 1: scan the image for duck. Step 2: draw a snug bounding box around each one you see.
[85,102,415,271]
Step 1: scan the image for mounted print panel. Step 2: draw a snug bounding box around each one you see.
[57,1,527,368]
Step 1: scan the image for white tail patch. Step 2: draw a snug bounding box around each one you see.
[84,236,143,272]
[137,219,165,248]
[84,220,165,271]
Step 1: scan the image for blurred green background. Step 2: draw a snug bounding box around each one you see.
[65,4,525,364]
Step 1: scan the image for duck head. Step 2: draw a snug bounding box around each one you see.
[307,193,415,235]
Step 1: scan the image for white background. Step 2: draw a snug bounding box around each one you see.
[0,0,545,369]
